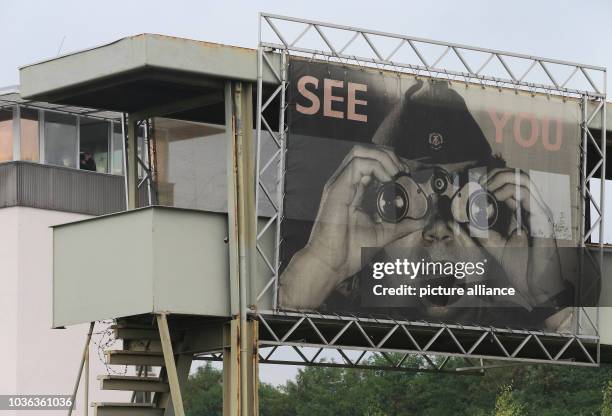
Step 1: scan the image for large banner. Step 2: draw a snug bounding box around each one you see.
[278,57,594,332]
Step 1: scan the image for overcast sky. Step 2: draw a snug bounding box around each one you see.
[2,0,611,385]
[1,0,611,92]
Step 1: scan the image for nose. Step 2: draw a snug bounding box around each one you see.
[422,195,454,242]
[422,218,454,242]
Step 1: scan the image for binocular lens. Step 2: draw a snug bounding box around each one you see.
[468,191,498,230]
[431,170,448,194]
[376,182,409,223]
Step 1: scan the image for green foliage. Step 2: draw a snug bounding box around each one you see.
[495,385,525,416]
[183,359,612,416]
[184,363,223,416]
[602,380,612,416]
[259,382,292,416]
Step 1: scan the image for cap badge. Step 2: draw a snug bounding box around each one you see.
[429,132,443,150]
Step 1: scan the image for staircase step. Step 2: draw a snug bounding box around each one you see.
[93,402,163,416]
[124,339,163,353]
[106,350,165,367]
[112,326,161,341]
[99,375,169,393]
[112,325,182,344]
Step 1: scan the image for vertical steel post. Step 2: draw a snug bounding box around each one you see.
[223,321,240,416]
[66,322,94,416]
[243,82,258,313]
[126,115,139,209]
[272,50,288,310]
[224,78,259,416]
[120,113,129,210]
[38,110,45,164]
[234,82,250,416]
[227,81,240,316]
[144,119,153,206]
[254,49,263,228]
[76,116,80,169]
[578,94,588,335]
[249,321,259,415]
[83,346,89,416]
[598,73,606,344]
[12,105,20,161]
[225,79,241,416]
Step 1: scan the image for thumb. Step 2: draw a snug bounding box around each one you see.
[377,218,428,246]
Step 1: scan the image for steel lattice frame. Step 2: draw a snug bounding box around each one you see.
[254,13,607,370]
[253,311,599,367]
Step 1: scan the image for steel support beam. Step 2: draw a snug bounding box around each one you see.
[224,79,258,416]
[164,354,193,416]
[223,320,259,416]
[157,314,185,416]
[66,322,95,416]
[131,92,224,121]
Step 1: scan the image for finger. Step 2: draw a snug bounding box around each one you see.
[495,196,529,237]
[394,216,429,238]
[375,217,426,246]
[473,227,507,250]
[377,145,405,172]
[348,175,370,210]
[345,157,393,185]
[490,183,552,222]
[326,157,393,207]
[483,169,529,192]
[338,145,403,178]
[484,169,552,218]
[484,169,548,209]
[491,191,556,241]
[477,167,505,186]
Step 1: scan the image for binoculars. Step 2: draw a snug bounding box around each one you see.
[363,168,500,231]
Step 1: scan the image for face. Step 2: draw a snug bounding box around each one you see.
[381,158,503,313]
[385,157,498,249]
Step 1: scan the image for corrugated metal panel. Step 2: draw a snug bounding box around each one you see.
[0,163,18,207]
[0,161,125,215]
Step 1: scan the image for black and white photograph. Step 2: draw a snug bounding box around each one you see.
[279,58,583,331]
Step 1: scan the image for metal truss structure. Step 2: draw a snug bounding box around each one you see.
[138,119,155,206]
[254,13,607,371]
[254,311,599,368]
[120,115,156,207]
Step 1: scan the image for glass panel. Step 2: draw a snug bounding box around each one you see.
[44,112,77,168]
[111,122,124,175]
[20,108,39,162]
[0,107,13,162]
[79,117,109,173]
[152,117,226,211]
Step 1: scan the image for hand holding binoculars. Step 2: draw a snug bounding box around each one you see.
[362,168,501,231]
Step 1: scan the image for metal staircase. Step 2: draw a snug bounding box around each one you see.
[92,319,183,416]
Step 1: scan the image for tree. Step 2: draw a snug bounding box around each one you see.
[601,380,612,416]
[183,359,612,416]
[260,382,293,416]
[183,363,223,416]
[495,385,525,416]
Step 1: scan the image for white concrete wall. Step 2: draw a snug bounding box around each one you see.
[0,207,19,403]
[0,207,128,416]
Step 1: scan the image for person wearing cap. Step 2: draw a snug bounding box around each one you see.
[279,79,572,331]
